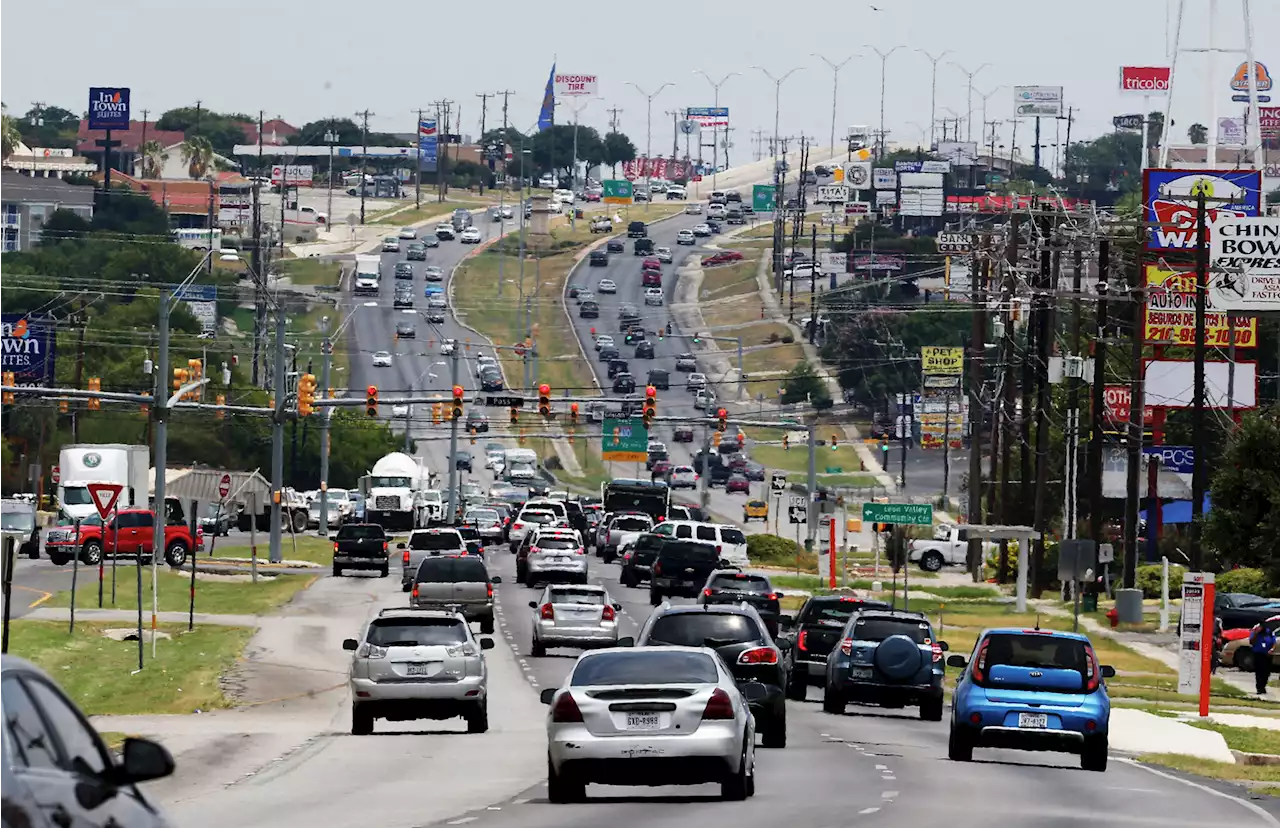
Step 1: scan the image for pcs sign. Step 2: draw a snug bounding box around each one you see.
[88,87,130,130]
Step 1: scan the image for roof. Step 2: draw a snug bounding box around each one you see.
[984,627,1091,642]
[147,467,271,505]
[103,171,217,215]
[657,602,758,616]
[239,119,299,146]
[76,120,185,154]
[1,172,95,208]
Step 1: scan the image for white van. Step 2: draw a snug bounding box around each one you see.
[651,521,749,567]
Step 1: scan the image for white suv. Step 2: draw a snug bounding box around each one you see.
[509,508,565,551]
[677,229,696,245]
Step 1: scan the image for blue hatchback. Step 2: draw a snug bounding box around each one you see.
[947,627,1114,772]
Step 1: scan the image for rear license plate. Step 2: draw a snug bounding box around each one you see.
[1018,712,1048,729]
[625,713,661,730]
[850,667,873,680]
[406,663,438,677]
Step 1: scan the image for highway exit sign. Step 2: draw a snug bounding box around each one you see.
[602,417,648,462]
[861,502,933,526]
[602,180,633,205]
[752,184,776,212]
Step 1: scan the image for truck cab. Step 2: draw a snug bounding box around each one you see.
[908,524,996,572]
[44,508,199,568]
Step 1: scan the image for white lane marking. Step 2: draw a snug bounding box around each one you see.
[513,798,530,805]
[1119,758,1280,826]
[447,819,477,825]
[858,807,880,815]
[882,790,898,799]
[883,776,896,782]
[875,764,888,770]
[486,806,502,810]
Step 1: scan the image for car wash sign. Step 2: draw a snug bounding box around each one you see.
[1143,169,1262,251]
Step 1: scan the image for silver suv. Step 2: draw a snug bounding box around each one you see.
[343,608,495,735]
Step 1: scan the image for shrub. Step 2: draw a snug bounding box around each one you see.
[544,456,562,471]
[1135,563,1186,599]
[747,534,816,570]
[1216,567,1272,597]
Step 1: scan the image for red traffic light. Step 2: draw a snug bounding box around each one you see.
[367,386,377,396]
[539,383,551,396]
[737,432,745,445]
[645,385,657,398]
[570,402,579,414]
[717,408,727,419]
[452,385,464,399]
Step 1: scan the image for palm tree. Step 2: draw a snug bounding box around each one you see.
[1188,123,1208,145]
[1,108,20,160]
[179,135,215,179]
[139,139,168,179]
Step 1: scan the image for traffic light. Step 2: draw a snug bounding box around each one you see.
[692,335,701,345]
[59,398,69,413]
[712,430,722,447]
[87,377,101,410]
[173,367,190,399]
[469,427,477,445]
[365,385,379,417]
[538,383,552,418]
[716,407,728,432]
[1,371,13,405]
[569,402,579,426]
[510,406,519,425]
[297,373,317,417]
[880,441,890,456]
[431,402,442,423]
[736,431,745,448]
[831,433,839,450]
[215,394,226,420]
[451,385,464,421]
[187,359,203,401]
[642,385,656,427]
[782,434,789,451]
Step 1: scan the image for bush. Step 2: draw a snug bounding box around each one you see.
[544,456,562,471]
[747,534,816,570]
[1135,563,1186,599]
[1216,567,1272,597]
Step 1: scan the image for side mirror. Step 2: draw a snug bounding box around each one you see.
[342,638,359,651]
[946,654,967,668]
[774,591,785,600]
[938,641,950,652]
[776,638,793,652]
[490,576,503,584]
[539,688,557,705]
[717,558,731,569]
[528,600,539,609]
[613,603,623,612]
[1101,665,1116,679]
[479,637,495,650]
[109,737,175,785]
[616,636,635,648]
[397,542,407,550]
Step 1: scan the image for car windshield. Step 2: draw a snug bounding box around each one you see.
[719,527,746,545]
[366,618,468,648]
[659,541,718,565]
[613,516,651,532]
[1,507,35,533]
[551,588,605,605]
[410,532,462,551]
[710,574,772,593]
[850,616,930,644]
[368,476,411,487]
[466,509,499,523]
[60,486,94,506]
[646,613,760,647]
[572,651,719,686]
[415,556,489,582]
[336,525,384,540]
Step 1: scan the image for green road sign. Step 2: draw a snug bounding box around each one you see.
[752,184,776,212]
[603,180,633,205]
[861,502,933,526]
[602,417,648,462]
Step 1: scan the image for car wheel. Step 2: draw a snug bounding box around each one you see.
[480,617,494,635]
[649,587,662,606]
[620,569,636,588]
[524,573,536,589]
[1234,648,1256,672]
[466,702,489,734]
[721,739,751,801]
[761,706,787,748]
[919,695,944,722]
[785,676,807,702]
[291,510,308,533]
[164,542,189,568]
[947,726,973,762]
[1081,735,1108,772]
[822,686,845,715]
[81,540,103,566]
[48,552,70,566]
[920,551,945,572]
[378,564,389,578]
[532,639,546,657]
[547,754,585,803]
[401,581,411,593]
[351,704,374,736]
[332,564,342,577]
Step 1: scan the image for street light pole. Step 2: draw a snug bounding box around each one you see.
[812,54,856,154]
[694,70,740,190]
[949,61,992,143]
[317,301,373,537]
[861,46,902,158]
[751,65,804,168]
[915,49,952,149]
[626,82,674,169]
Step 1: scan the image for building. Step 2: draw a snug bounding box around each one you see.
[136,142,238,182]
[1,171,95,252]
[240,119,299,147]
[75,120,185,176]
[2,143,97,178]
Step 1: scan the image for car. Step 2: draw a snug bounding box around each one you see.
[584,191,602,203]
[701,570,783,633]
[517,529,587,587]
[579,301,600,319]
[424,265,444,282]
[382,237,401,252]
[606,238,625,253]
[393,261,414,279]
[709,191,727,205]
[406,242,427,260]
[946,627,1113,771]
[422,235,440,248]
[427,304,446,323]
[743,460,766,481]
[636,602,789,748]
[669,465,698,489]
[692,223,712,237]
[725,473,750,494]
[408,554,502,633]
[466,410,489,433]
[687,372,707,391]
[618,532,664,587]
[529,584,621,655]
[391,404,410,418]
[343,607,495,735]
[743,499,768,522]
[675,353,697,372]
[655,246,673,263]
[676,229,696,245]
[693,388,713,409]
[623,327,646,346]
[372,350,392,367]
[777,595,891,700]
[441,338,457,355]
[647,368,669,390]
[642,269,661,287]
[1216,593,1280,632]
[464,507,504,543]
[435,223,455,240]
[612,373,636,393]
[393,290,414,309]
[332,522,390,576]
[597,278,617,294]
[594,334,614,351]
[398,226,417,240]
[703,250,745,267]
[685,202,704,215]
[707,202,727,219]
[453,451,473,473]
[665,185,687,199]
[633,188,650,202]
[634,238,654,256]
[501,205,514,219]
[460,227,483,244]
[199,502,233,536]
[725,190,742,203]
[706,220,723,234]
[575,290,595,305]
[650,459,673,479]
[590,216,613,233]
[589,250,609,266]
[508,507,564,551]
[726,208,745,225]
[646,537,725,604]
[673,426,695,443]
[540,646,757,802]
[479,370,503,391]
[821,608,947,721]
[635,341,655,359]
[642,256,663,272]
[607,359,630,380]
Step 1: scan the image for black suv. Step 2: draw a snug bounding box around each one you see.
[608,359,630,379]
[619,532,663,587]
[394,262,413,279]
[647,369,670,390]
[633,603,791,748]
[780,595,890,700]
[606,238,625,253]
[648,538,724,604]
[633,238,654,256]
[627,220,647,238]
[612,373,636,393]
[701,571,784,637]
[821,609,947,720]
[589,249,609,266]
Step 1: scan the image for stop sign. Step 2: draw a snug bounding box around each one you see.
[51,465,60,484]
[218,473,231,499]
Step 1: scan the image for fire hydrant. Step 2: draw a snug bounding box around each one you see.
[1106,607,1120,628]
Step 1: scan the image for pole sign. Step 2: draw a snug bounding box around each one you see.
[1143,169,1263,251]
[1144,264,1258,346]
[686,107,729,127]
[1102,385,1155,424]
[602,417,648,462]
[602,179,633,205]
[86,482,123,521]
[1229,61,1273,103]
[1119,66,1171,95]
[1112,114,1144,131]
[554,73,598,97]
[788,498,807,525]
[936,233,972,254]
[51,465,60,485]
[1142,445,1195,475]
[1014,85,1064,118]
[844,161,871,189]
[87,87,131,130]
[770,474,787,493]
[815,185,849,204]
[270,165,314,186]
[752,184,776,212]
[1178,571,1215,717]
[921,346,964,375]
[1,314,57,388]
[845,201,871,215]
[1208,217,1280,313]
[418,119,438,168]
[872,168,897,189]
[218,473,232,500]
[861,502,933,526]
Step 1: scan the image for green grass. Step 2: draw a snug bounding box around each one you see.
[208,534,336,566]
[278,258,341,287]
[7,621,253,715]
[1140,753,1280,785]
[1188,721,1280,755]
[46,568,314,616]
[701,258,761,299]
[753,443,869,478]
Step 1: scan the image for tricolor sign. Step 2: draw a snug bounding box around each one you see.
[1119,66,1170,95]
[1143,169,1263,251]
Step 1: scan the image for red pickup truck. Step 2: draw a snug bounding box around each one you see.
[44,509,201,568]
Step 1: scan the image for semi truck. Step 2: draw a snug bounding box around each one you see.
[354,253,382,295]
[360,452,431,531]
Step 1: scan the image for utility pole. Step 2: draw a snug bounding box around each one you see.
[476,92,491,143]
[607,106,623,134]
[434,100,454,202]
[1065,247,1085,542]
[967,240,987,581]
[1123,271,1145,589]
[751,129,766,162]
[356,109,372,224]
[415,108,425,209]
[251,110,265,387]
[269,311,286,563]
[445,348,461,524]
[138,109,149,176]
[151,291,170,657]
[666,110,680,158]
[996,217,1020,582]
[1088,241,1110,545]
[318,336,333,537]
[1031,218,1056,598]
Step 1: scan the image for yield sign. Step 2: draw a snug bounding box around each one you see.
[86,482,123,521]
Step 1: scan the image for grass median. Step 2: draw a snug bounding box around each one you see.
[46,567,314,616]
[9,620,253,715]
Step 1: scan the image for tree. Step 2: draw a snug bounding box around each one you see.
[1,108,19,159]
[1146,111,1165,151]
[15,104,80,149]
[820,306,969,406]
[1188,123,1208,144]
[139,139,168,179]
[180,135,215,180]
[781,361,831,407]
[529,124,604,179]
[39,209,91,244]
[291,118,364,147]
[1206,407,1280,577]
[1069,130,1142,194]
[156,106,253,157]
[602,132,637,177]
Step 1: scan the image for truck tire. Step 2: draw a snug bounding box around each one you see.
[919,550,945,572]
[81,540,103,566]
[48,551,70,566]
[164,541,189,568]
[378,563,389,578]
[290,510,308,533]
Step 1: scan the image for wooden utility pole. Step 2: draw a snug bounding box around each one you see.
[1030,215,1057,598]
[966,237,988,581]
[1088,240,1111,546]
[356,109,373,223]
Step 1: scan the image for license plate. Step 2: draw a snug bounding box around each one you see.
[625,713,661,730]
[1018,712,1048,729]
[405,663,438,677]
[851,667,873,680]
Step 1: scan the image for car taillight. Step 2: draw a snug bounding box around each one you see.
[540,603,554,620]
[839,638,854,656]
[551,692,584,723]
[702,687,735,720]
[653,562,662,576]
[931,642,943,663]
[356,643,388,659]
[513,522,523,531]
[765,593,777,601]
[703,588,713,597]
[1085,644,1100,692]
[972,638,990,683]
[602,604,615,621]
[333,542,339,553]
[411,586,419,599]
[798,631,808,651]
[716,545,722,554]
[383,541,388,552]
[575,547,585,555]
[487,583,494,599]
[738,647,778,665]
[402,549,410,564]
[531,546,541,555]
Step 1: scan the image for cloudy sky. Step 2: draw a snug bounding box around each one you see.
[3,0,1276,163]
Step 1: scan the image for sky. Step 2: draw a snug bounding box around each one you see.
[3,0,1276,167]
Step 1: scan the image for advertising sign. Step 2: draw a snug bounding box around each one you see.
[87,87,131,131]
[686,107,729,127]
[844,161,871,189]
[1119,66,1171,95]
[601,417,648,462]
[1144,359,1258,409]
[844,201,871,215]
[1014,85,1064,118]
[1177,572,1215,711]
[852,252,904,270]
[921,346,964,375]
[936,141,979,166]
[919,389,965,449]
[1,315,57,387]
[1262,107,1280,140]
[875,189,897,206]
[1229,61,1272,102]
[1143,446,1196,475]
[554,73,598,96]
[945,258,972,300]
[602,179,633,205]
[900,187,945,217]
[270,165,314,187]
[937,232,973,254]
[1143,169,1263,251]
[872,167,897,189]
[752,184,776,212]
[819,252,847,272]
[894,160,951,174]
[1208,217,1280,313]
[1217,117,1246,146]
[1103,385,1155,425]
[1144,264,1257,347]
[815,184,849,204]
[418,119,438,167]
[1112,114,1144,131]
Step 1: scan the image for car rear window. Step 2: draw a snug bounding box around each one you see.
[695,525,717,541]
[645,612,761,647]
[614,516,652,532]
[572,651,718,686]
[659,541,718,565]
[457,527,480,541]
[850,616,931,644]
[337,525,385,540]
[799,598,889,627]
[550,588,605,605]
[410,532,463,551]
[521,511,555,524]
[536,537,577,550]
[367,618,467,647]
[984,633,1089,677]
[414,557,489,583]
[720,528,746,545]
[466,509,499,523]
[710,574,772,593]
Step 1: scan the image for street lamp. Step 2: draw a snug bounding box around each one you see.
[860,45,903,158]
[318,300,376,536]
[626,82,674,169]
[811,54,858,156]
[693,70,740,189]
[974,86,1008,150]
[750,65,804,166]
[949,61,992,143]
[915,49,952,150]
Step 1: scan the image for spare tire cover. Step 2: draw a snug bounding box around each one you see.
[874,634,923,681]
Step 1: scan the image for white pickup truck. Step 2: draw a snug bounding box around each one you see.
[908,524,997,572]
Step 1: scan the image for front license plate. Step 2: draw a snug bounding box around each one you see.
[406,663,438,677]
[850,667,873,680]
[1018,712,1048,729]
[626,713,661,730]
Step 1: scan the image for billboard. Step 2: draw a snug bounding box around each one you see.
[921,346,964,376]
[1103,385,1154,424]
[1208,216,1280,312]
[686,107,729,127]
[1119,66,1171,95]
[1113,114,1144,131]
[815,184,849,203]
[1144,359,1257,409]
[1217,117,1246,146]
[936,141,979,166]
[844,161,871,189]
[895,159,951,174]
[945,259,971,300]
[1144,264,1257,347]
[919,389,965,450]
[872,168,897,189]
[270,165,314,186]
[87,87,131,130]
[1143,169,1263,251]
[853,252,904,270]
[1261,107,1280,140]
[1014,86,1064,117]
[1,314,57,387]
[554,73,598,97]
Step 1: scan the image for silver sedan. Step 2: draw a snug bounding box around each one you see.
[530,584,621,655]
